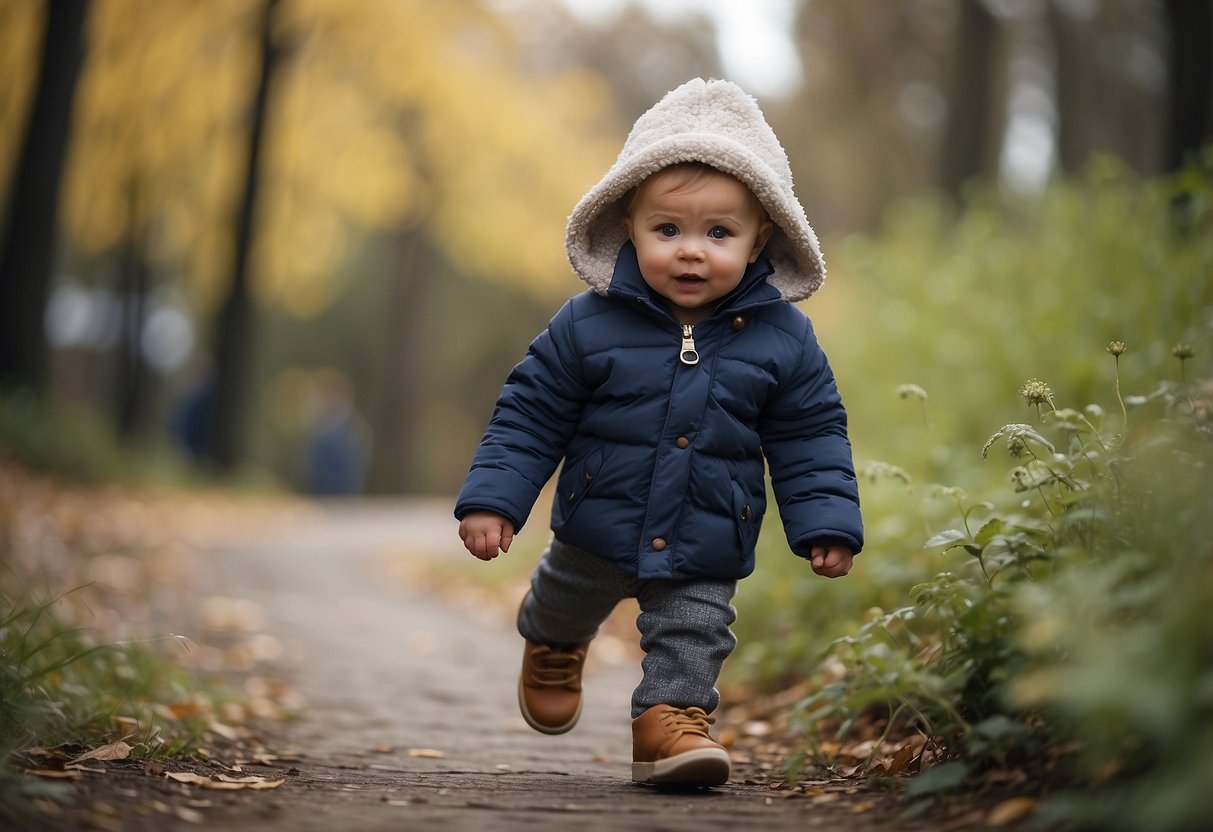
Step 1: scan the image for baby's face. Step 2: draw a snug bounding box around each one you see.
[624,167,772,325]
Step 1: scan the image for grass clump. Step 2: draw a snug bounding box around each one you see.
[0,463,294,821]
[0,580,233,817]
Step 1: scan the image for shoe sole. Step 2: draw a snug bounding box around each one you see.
[632,748,731,786]
[517,676,582,735]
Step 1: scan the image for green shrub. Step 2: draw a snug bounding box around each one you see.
[779,343,1209,827]
[733,158,1212,688]
[726,157,1213,831]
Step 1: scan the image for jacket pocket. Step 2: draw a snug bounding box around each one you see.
[552,448,605,532]
[730,481,760,559]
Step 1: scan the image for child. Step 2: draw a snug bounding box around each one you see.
[455,78,863,787]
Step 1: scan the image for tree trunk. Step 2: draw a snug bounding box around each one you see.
[1048,0,1091,175]
[367,226,434,494]
[114,182,151,440]
[1164,0,1212,172]
[208,0,280,470]
[940,0,998,198]
[0,0,90,393]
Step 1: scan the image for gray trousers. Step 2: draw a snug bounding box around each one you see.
[517,538,738,719]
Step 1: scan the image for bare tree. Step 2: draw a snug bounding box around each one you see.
[0,0,90,393]
[113,180,153,440]
[940,0,999,197]
[208,0,281,470]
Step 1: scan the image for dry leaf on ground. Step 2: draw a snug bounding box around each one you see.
[165,771,285,790]
[406,748,445,759]
[25,769,83,780]
[71,741,132,764]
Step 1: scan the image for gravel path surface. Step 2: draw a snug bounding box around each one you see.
[23,499,923,831]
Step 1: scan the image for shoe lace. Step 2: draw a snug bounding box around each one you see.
[528,644,585,686]
[662,706,715,738]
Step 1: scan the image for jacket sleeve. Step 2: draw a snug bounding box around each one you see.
[759,316,864,556]
[454,299,590,532]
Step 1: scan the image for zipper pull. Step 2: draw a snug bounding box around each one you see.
[679,324,700,365]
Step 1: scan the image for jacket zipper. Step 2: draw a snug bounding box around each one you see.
[679,324,700,365]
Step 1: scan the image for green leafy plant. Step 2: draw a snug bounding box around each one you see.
[785,339,1211,830]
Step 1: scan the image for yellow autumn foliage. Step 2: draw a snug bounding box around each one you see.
[0,1,44,197]
[1,0,621,319]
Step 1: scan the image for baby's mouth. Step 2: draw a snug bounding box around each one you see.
[674,275,706,286]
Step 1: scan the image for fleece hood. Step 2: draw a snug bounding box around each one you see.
[565,78,826,303]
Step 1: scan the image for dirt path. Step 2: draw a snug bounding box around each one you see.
[26,499,924,831]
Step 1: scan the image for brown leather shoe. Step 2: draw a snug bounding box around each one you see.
[518,640,589,734]
[631,704,731,786]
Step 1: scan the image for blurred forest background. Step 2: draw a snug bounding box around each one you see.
[2,0,1208,496]
[3,2,1212,827]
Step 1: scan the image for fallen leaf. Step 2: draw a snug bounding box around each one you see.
[166,772,213,785]
[236,753,277,766]
[25,769,82,780]
[406,748,445,759]
[64,764,108,774]
[216,774,271,784]
[165,772,237,789]
[372,745,395,754]
[165,771,284,791]
[72,741,132,764]
[986,796,1038,826]
[887,742,919,776]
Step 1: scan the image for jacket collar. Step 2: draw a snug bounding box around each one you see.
[606,241,781,321]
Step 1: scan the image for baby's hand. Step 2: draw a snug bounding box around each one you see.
[458,511,515,561]
[810,544,853,578]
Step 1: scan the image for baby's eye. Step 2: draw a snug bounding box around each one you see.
[657,224,678,238]
[708,226,731,240]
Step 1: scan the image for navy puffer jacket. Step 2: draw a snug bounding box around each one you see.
[455,243,862,581]
[457,78,863,579]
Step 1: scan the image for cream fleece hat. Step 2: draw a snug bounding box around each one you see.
[565,78,825,302]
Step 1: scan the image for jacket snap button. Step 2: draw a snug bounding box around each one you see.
[740,506,752,522]
[732,316,746,331]
[652,537,667,551]
[676,436,690,449]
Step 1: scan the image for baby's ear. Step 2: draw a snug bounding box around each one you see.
[622,214,635,240]
[749,221,774,262]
